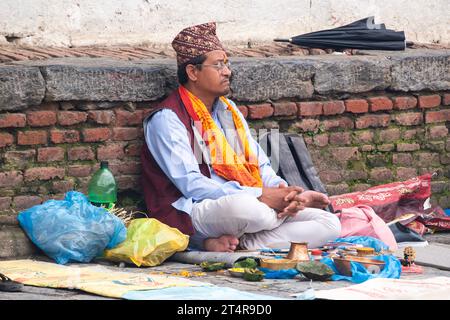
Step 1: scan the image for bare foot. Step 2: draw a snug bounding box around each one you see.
[298,190,330,209]
[203,235,240,252]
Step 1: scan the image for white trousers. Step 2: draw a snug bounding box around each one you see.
[190,193,341,250]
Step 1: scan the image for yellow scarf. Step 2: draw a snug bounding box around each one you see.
[179,86,262,187]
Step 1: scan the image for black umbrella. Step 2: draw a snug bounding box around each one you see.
[275,17,407,51]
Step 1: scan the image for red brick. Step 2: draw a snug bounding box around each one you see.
[393,153,413,166]
[416,152,440,166]
[50,130,80,144]
[397,143,420,152]
[118,161,142,175]
[313,134,329,147]
[377,144,395,152]
[116,175,140,190]
[322,117,354,130]
[360,145,375,152]
[331,147,360,162]
[343,170,368,181]
[353,130,374,144]
[24,167,65,181]
[0,113,26,128]
[68,147,95,161]
[82,128,111,142]
[293,119,320,132]
[125,143,143,157]
[115,110,144,126]
[355,115,390,129]
[113,127,141,141]
[26,111,57,126]
[418,95,441,108]
[13,196,42,210]
[425,110,450,123]
[4,150,36,164]
[319,170,342,183]
[52,180,75,193]
[68,165,92,177]
[345,99,368,113]
[237,106,248,118]
[272,102,297,116]
[370,168,393,182]
[0,197,11,210]
[443,94,450,106]
[369,97,393,112]
[393,96,417,110]
[37,147,65,162]
[0,132,14,147]
[329,132,351,145]
[441,154,450,165]
[323,101,345,115]
[378,128,401,143]
[58,111,87,126]
[97,144,125,160]
[88,110,115,124]
[403,129,424,140]
[247,104,274,119]
[326,184,350,196]
[394,113,423,126]
[17,130,47,145]
[298,102,323,117]
[0,171,23,187]
[428,126,448,139]
[396,167,418,181]
[41,194,65,202]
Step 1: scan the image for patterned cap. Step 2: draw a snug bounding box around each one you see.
[172,22,225,66]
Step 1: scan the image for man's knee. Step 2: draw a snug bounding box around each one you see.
[321,212,341,239]
[222,194,277,229]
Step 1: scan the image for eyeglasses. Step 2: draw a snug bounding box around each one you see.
[198,60,231,71]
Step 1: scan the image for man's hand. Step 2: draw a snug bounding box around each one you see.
[277,183,305,219]
[297,190,330,209]
[258,185,303,215]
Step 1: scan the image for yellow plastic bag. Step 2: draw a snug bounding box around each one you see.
[103,218,189,267]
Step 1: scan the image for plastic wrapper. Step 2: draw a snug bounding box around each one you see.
[103,218,189,267]
[322,255,401,283]
[18,191,126,265]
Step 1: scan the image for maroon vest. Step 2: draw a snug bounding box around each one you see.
[140,90,210,235]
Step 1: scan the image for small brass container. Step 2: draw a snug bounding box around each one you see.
[286,242,309,261]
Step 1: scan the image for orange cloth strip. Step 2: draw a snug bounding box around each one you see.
[179,86,262,187]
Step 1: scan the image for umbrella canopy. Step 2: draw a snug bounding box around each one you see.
[275,17,406,51]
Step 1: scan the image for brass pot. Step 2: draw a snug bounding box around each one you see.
[286,242,309,261]
[333,256,385,276]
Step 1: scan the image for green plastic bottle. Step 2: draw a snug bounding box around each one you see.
[88,161,117,209]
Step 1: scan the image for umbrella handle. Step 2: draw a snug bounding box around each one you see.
[274,38,291,43]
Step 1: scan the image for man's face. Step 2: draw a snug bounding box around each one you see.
[189,50,232,97]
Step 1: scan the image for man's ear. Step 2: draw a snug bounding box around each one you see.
[186,64,198,82]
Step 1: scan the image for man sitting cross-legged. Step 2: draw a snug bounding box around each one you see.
[141,22,341,252]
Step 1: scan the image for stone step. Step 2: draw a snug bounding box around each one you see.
[0,215,38,259]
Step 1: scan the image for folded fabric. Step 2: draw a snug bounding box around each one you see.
[336,205,398,250]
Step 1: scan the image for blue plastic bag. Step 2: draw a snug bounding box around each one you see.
[18,191,126,264]
[321,255,401,283]
[333,236,389,252]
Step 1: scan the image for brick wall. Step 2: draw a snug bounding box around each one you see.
[0,92,449,213]
[244,92,450,207]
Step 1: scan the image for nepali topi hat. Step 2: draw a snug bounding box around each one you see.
[172,22,225,66]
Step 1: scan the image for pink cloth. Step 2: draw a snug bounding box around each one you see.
[336,205,398,250]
